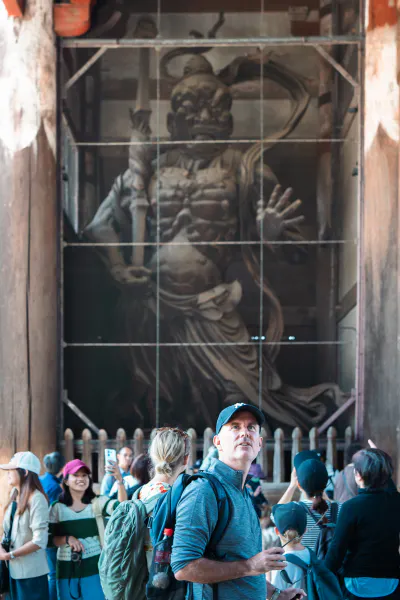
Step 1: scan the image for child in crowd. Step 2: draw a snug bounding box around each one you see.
[269,503,309,592]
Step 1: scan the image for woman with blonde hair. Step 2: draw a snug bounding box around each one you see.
[0,452,50,600]
[139,427,190,567]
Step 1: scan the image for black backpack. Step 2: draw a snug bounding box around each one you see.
[300,501,339,560]
[281,549,344,600]
[146,472,231,600]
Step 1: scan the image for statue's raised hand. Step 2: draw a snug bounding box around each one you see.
[257,184,305,241]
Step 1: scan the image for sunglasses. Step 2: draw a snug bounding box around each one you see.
[157,427,189,439]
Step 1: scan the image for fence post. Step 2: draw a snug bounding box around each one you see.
[64,429,74,463]
[291,427,302,467]
[273,428,285,483]
[98,430,107,484]
[116,428,127,450]
[327,426,337,468]
[187,428,197,473]
[203,427,214,462]
[309,427,319,450]
[257,427,268,479]
[344,426,353,453]
[82,429,93,473]
[134,428,145,458]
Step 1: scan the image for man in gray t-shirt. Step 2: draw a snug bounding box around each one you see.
[171,403,306,600]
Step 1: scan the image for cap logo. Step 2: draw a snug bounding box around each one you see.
[234,403,245,408]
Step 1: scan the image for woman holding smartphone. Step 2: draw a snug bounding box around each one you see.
[0,452,50,600]
[49,459,126,600]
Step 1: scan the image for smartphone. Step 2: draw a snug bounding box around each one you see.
[104,448,117,465]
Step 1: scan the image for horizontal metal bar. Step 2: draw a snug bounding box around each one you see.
[65,239,356,247]
[64,341,354,348]
[73,138,355,147]
[62,35,363,49]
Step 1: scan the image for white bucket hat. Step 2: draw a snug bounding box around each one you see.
[0,452,41,475]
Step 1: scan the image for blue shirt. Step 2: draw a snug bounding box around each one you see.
[100,467,130,497]
[39,472,62,504]
[345,578,398,598]
[171,458,266,600]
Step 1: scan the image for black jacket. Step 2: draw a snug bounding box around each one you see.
[325,486,400,579]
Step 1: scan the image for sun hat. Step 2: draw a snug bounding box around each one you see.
[63,459,91,479]
[216,403,264,434]
[272,502,307,536]
[297,458,328,495]
[249,463,266,479]
[0,452,41,475]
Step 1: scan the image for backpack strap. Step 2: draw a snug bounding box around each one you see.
[190,473,231,554]
[281,570,294,586]
[92,497,105,548]
[330,501,338,524]
[299,501,321,525]
[285,554,309,571]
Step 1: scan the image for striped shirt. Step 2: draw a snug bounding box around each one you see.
[49,496,119,579]
[299,499,341,550]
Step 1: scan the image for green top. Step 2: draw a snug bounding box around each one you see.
[49,496,118,579]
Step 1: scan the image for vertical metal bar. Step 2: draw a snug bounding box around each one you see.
[355,2,366,439]
[156,47,161,428]
[258,43,264,412]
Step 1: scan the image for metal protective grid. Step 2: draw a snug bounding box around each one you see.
[61,3,364,430]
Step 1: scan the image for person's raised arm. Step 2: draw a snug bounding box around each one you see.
[277,468,298,504]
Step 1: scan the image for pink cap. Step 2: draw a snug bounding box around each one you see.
[63,459,91,479]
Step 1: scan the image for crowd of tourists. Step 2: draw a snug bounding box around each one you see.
[0,403,399,600]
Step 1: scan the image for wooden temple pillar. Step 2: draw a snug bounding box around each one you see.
[0,0,58,513]
[360,0,400,473]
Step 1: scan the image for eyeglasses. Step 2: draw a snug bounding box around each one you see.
[157,427,189,439]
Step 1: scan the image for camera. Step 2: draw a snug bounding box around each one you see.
[71,550,82,563]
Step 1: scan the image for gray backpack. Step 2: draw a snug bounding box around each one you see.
[99,488,163,600]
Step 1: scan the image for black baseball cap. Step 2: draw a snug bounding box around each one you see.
[272,502,307,536]
[293,450,321,471]
[216,403,265,434]
[297,459,328,495]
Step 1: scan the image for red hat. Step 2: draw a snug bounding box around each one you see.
[63,459,91,479]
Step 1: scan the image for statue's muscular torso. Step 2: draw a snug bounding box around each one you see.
[146,149,240,295]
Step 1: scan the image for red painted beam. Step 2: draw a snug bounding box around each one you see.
[2,0,25,17]
[368,0,397,30]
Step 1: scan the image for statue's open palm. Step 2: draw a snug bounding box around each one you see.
[257,184,305,242]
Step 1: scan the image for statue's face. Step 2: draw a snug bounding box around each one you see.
[168,75,233,142]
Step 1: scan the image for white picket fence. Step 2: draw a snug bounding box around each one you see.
[61,425,354,484]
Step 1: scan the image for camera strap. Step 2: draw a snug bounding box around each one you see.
[68,558,83,600]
